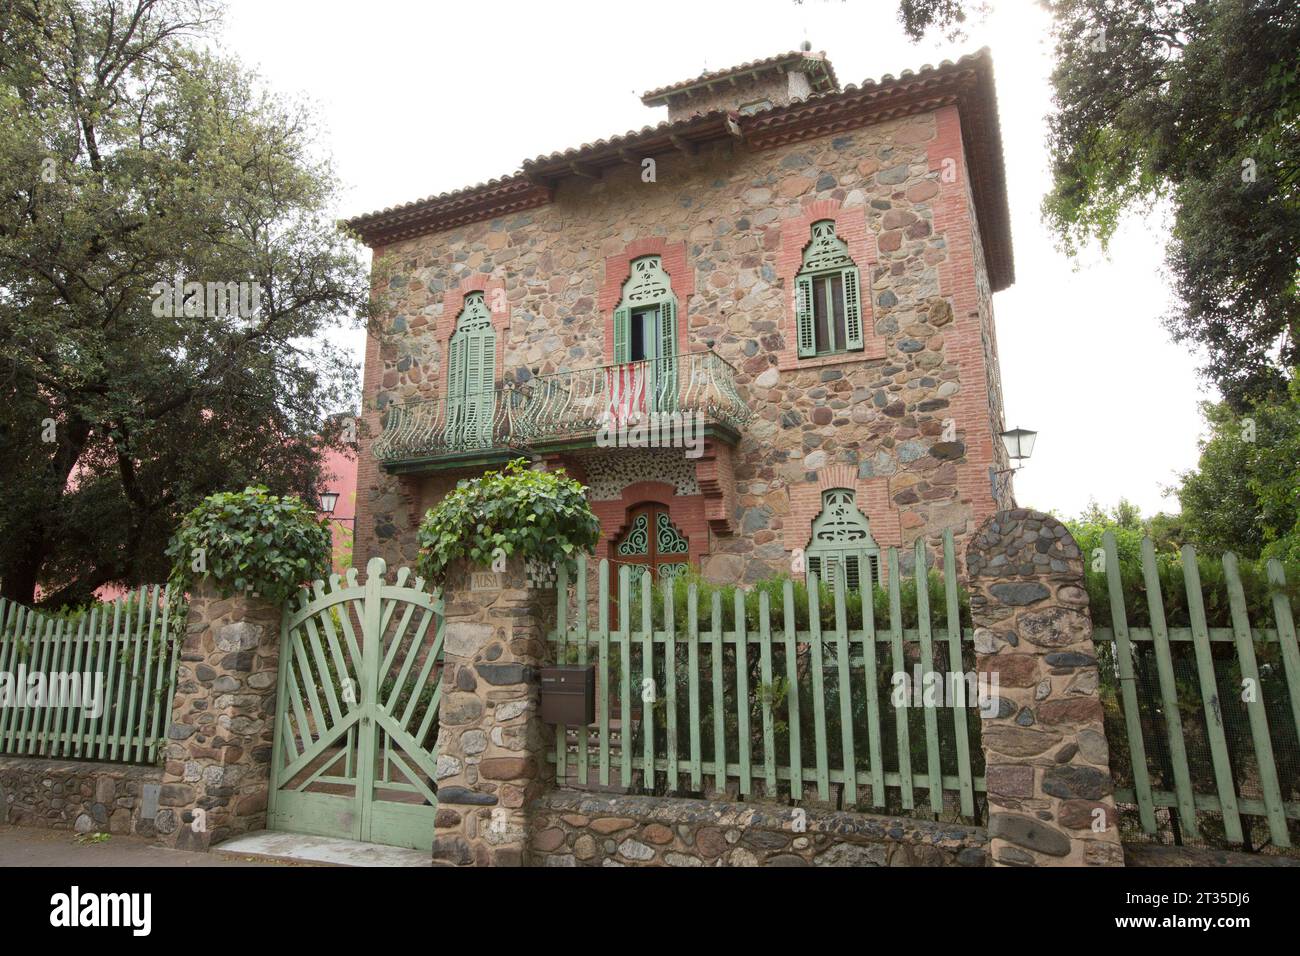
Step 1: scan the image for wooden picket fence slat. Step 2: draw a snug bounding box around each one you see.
[548,532,985,818]
[0,587,180,766]
[1093,534,1300,848]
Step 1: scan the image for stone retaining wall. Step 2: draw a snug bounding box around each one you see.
[529,790,988,867]
[0,756,163,837]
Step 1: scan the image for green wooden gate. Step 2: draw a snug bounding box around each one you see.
[268,558,445,851]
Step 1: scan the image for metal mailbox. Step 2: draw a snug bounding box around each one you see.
[539,665,595,726]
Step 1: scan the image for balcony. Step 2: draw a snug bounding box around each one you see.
[373,349,753,472]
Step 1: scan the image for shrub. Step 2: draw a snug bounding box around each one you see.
[613,565,970,633]
[416,458,600,584]
[1068,522,1300,628]
[166,486,332,603]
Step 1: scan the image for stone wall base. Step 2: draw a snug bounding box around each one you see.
[530,790,988,867]
[0,756,163,837]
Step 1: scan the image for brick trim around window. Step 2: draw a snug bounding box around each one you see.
[438,274,511,385]
[773,199,883,370]
[599,238,694,360]
[783,464,902,558]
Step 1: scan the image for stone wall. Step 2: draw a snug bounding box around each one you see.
[530,790,988,867]
[432,556,557,866]
[156,581,281,850]
[356,103,1013,583]
[966,509,1124,867]
[0,756,163,836]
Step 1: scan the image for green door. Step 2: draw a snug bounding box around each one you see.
[268,558,445,850]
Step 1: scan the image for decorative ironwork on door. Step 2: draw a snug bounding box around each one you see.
[614,504,690,582]
[268,558,444,851]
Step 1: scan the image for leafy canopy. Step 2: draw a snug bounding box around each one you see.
[166,485,332,604]
[416,459,600,584]
[899,0,1300,408]
[0,0,367,606]
[1175,383,1300,563]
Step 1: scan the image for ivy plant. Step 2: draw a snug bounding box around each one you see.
[416,458,599,584]
[166,486,332,604]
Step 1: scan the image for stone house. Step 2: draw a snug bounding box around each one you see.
[346,48,1016,588]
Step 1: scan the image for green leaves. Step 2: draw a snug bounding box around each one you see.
[415,458,600,583]
[0,1,366,606]
[165,485,332,604]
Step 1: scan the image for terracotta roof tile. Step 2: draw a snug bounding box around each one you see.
[345,49,1013,291]
[640,50,839,104]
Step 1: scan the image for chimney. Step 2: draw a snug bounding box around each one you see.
[640,47,839,123]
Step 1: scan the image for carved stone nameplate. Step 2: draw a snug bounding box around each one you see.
[470,571,502,592]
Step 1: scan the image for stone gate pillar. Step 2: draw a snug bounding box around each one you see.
[432,555,556,866]
[965,509,1124,867]
[158,581,280,850]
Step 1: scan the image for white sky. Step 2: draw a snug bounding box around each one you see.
[220,0,1214,519]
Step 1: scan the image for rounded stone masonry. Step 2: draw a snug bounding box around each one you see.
[965,509,1124,867]
[432,555,558,866]
[0,757,162,837]
[529,791,988,867]
[157,579,281,851]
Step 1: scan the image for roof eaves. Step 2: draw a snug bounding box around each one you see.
[345,48,1012,291]
[640,51,838,105]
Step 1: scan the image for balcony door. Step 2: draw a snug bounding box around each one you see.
[629,304,678,414]
[613,255,679,417]
[447,292,496,448]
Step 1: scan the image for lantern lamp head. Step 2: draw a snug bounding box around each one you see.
[318,490,340,515]
[998,427,1038,467]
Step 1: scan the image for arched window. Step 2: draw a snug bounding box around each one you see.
[612,255,678,412]
[446,291,495,446]
[795,220,863,358]
[805,488,880,591]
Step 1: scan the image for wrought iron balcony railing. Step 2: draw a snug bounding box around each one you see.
[373,349,753,466]
[371,387,528,464]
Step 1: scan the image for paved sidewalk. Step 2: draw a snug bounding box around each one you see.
[0,825,299,867]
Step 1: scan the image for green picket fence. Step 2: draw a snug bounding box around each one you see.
[0,587,180,765]
[547,530,986,821]
[1092,532,1300,849]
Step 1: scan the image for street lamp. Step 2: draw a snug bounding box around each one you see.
[997,427,1038,472]
[317,490,353,537]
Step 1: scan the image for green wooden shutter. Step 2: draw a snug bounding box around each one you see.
[462,330,494,445]
[842,266,863,351]
[613,306,630,363]
[657,299,678,412]
[845,553,861,592]
[446,334,466,445]
[795,275,816,357]
[447,335,465,404]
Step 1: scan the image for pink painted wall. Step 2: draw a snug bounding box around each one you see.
[319,445,358,574]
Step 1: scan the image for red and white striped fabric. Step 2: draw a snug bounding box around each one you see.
[606,362,647,425]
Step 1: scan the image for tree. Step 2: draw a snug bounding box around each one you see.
[0,1,368,606]
[1176,385,1300,560]
[899,0,1300,409]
